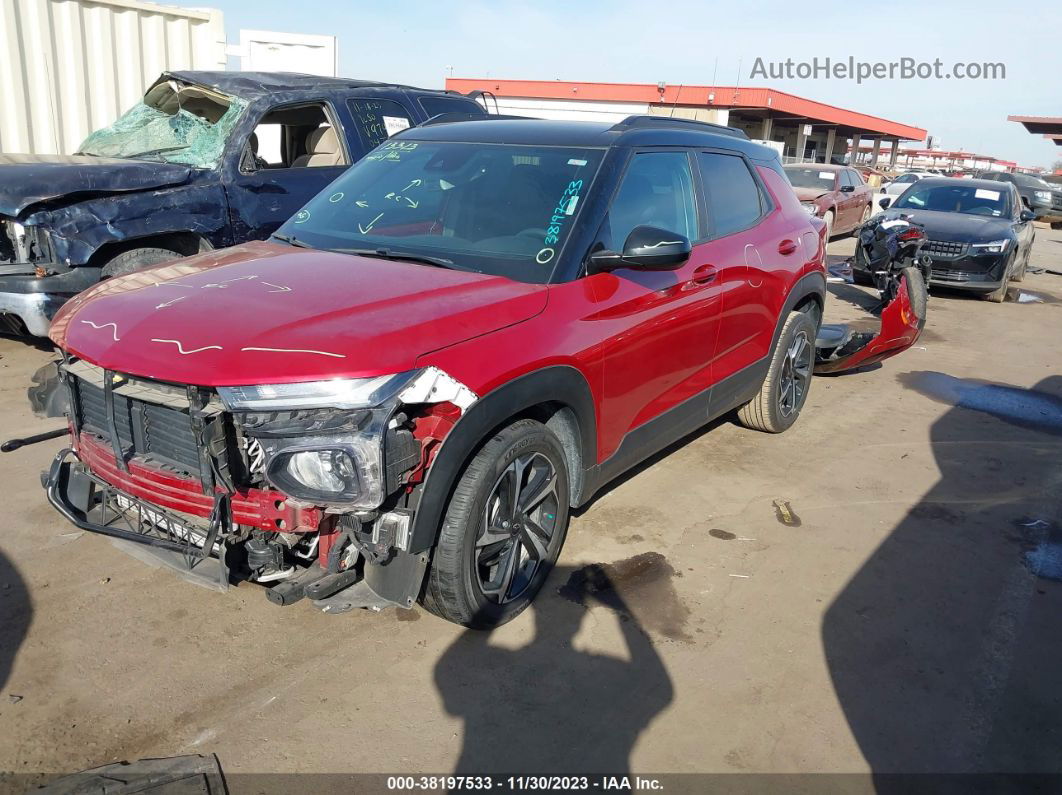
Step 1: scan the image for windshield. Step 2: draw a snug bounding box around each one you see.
[275,140,604,283]
[894,183,1011,217]
[1016,174,1054,190]
[784,167,837,191]
[78,83,247,167]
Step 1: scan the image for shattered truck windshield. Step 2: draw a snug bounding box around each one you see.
[77,81,246,168]
[275,140,604,284]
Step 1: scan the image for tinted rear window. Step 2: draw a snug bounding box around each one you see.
[699,153,763,237]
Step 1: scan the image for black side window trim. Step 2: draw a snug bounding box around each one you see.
[595,147,705,248]
[694,148,774,243]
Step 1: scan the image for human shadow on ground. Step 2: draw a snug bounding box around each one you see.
[823,373,1062,788]
[434,563,675,777]
[0,549,31,693]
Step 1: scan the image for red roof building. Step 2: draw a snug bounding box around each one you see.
[448,77,926,166]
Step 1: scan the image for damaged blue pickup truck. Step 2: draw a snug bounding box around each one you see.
[0,71,488,336]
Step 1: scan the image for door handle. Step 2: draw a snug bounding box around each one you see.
[778,239,798,256]
[691,264,717,284]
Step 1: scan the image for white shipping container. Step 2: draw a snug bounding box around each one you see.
[0,0,226,156]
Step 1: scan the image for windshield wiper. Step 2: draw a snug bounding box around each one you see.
[271,233,313,248]
[336,247,459,270]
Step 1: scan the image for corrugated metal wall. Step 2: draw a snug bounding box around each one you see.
[0,0,226,155]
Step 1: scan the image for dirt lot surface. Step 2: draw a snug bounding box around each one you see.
[2,228,1061,788]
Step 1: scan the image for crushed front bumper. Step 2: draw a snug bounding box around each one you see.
[0,267,101,336]
[44,448,232,590]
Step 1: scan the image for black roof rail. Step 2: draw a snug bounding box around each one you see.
[610,115,748,139]
[418,112,531,127]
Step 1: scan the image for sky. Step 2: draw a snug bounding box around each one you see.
[217,0,1062,169]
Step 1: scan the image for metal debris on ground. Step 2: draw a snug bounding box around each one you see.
[773,499,803,527]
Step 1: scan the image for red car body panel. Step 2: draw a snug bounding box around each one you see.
[419,165,825,463]
[48,241,548,387]
[48,159,825,484]
[787,165,872,234]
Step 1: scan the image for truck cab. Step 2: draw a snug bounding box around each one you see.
[0,71,487,336]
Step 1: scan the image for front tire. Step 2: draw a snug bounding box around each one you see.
[1010,248,1028,283]
[101,247,181,278]
[851,203,871,236]
[422,419,571,628]
[823,210,835,241]
[737,310,817,433]
[983,256,1014,303]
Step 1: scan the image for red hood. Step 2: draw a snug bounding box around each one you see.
[50,242,547,386]
[792,186,830,202]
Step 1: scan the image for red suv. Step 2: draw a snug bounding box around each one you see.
[39,115,826,627]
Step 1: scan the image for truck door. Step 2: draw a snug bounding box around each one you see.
[223,100,357,242]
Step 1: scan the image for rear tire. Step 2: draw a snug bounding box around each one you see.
[851,204,871,236]
[737,310,817,434]
[899,266,928,330]
[101,247,181,278]
[422,419,570,628]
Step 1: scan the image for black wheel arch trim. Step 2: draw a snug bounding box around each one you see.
[408,365,597,555]
[772,270,826,350]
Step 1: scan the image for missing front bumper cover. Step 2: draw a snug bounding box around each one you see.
[45,448,231,590]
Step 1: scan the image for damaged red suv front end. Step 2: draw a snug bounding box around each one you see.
[40,242,523,610]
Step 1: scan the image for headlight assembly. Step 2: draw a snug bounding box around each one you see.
[801,202,819,216]
[970,239,1009,254]
[228,367,478,510]
[218,373,414,411]
[1034,190,1051,203]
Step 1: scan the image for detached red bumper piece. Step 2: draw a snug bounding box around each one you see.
[814,271,927,374]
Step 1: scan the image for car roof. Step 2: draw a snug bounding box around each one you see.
[160,71,458,100]
[913,177,1013,190]
[785,163,846,171]
[397,117,779,160]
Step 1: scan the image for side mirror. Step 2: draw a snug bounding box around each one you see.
[239,147,258,173]
[879,196,893,210]
[1019,209,1036,223]
[840,184,855,193]
[588,226,692,273]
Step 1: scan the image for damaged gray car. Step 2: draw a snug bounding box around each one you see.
[0,71,488,336]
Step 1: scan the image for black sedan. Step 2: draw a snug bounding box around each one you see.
[873,178,1036,302]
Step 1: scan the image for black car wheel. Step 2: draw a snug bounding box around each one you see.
[422,419,570,628]
[1010,247,1029,283]
[737,310,817,433]
[851,203,872,236]
[101,247,181,278]
[984,255,1014,303]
